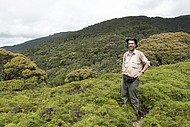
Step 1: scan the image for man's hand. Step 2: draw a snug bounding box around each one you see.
[134,72,143,79]
[134,64,150,78]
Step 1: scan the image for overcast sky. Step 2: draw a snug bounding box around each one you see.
[0,0,189,47]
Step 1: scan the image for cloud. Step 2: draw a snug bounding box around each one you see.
[0,0,189,47]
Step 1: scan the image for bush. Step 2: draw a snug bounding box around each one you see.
[138,32,190,66]
[65,68,97,83]
[0,48,47,91]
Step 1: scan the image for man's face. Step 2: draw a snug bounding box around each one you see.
[128,40,136,51]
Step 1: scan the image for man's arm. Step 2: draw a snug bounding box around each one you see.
[134,63,149,78]
[134,51,150,78]
[142,64,149,73]
[121,53,126,73]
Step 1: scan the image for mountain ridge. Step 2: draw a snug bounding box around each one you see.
[1,32,69,52]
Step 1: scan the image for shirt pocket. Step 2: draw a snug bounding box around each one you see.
[124,61,128,68]
[132,61,140,69]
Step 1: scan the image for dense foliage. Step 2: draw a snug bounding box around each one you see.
[0,62,189,126]
[0,49,47,91]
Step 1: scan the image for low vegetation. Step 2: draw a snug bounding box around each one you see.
[0,61,189,126]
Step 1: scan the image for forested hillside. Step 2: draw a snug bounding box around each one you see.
[19,15,190,80]
[21,31,190,87]
[0,61,189,126]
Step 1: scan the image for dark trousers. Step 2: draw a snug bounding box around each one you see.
[120,74,139,114]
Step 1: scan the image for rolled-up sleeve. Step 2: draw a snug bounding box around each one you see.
[140,52,150,66]
[122,53,126,72]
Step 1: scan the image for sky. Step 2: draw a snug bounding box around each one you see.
[0,0,190,47]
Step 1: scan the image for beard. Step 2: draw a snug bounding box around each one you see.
[129,46,135,51]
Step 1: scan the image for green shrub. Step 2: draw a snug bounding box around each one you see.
[142,101,190,127]
[138,32,190,66]
[65,68,97,83]
[0,49,47,91]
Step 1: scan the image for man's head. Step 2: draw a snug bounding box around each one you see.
[126,38,138,51]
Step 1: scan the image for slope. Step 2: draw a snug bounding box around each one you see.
[0,61,189,127]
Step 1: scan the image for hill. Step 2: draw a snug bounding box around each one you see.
[1,32,69,52]
[18,15,190,78]
[0,61,189,126]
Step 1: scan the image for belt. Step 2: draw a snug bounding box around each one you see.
[123,74,137,83]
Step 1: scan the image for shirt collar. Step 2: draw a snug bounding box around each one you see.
[126,49,137,55]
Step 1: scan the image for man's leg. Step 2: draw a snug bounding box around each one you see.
[120,75,128,103]
[128,79,139,118]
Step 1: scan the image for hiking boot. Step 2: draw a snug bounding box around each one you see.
[135,112,140,122]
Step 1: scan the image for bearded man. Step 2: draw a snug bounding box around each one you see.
[120,38,150,121]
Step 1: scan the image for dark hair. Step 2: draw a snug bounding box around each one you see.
[126,38,138,48]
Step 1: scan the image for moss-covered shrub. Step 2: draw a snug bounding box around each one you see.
[0,48,47,91]
[138,32,190,66]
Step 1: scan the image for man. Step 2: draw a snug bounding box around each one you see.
[120,38,150,121]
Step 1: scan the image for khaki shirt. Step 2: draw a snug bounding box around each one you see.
[122,49,150,77]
